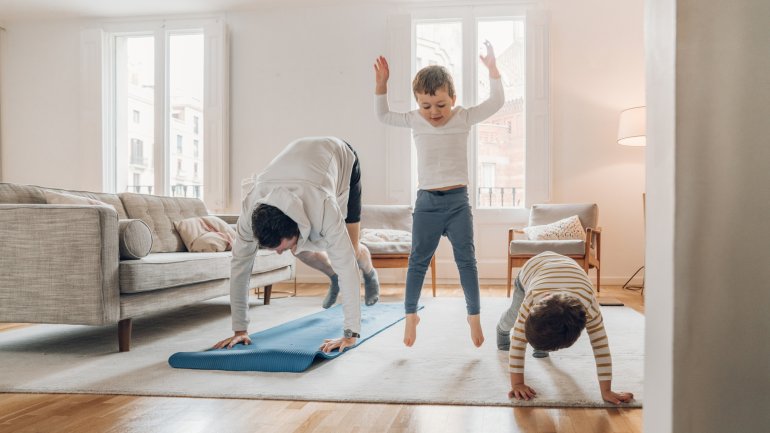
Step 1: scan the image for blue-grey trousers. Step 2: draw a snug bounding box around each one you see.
[405,187,480,315]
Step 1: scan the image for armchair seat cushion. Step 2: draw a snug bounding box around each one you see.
[119,250,294,293]
[361,228,412,255]
[509,240,586,256]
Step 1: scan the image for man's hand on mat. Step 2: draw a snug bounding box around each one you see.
[319,337,357,353]
[509,383,537,401]
[601,389,634,405]
[212,331,252,350]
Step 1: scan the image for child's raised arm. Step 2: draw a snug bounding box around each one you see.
[374,56,390,95]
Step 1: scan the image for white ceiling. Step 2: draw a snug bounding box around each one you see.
[0,0,420,21]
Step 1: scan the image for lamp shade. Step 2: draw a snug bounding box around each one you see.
[617,106,646,146]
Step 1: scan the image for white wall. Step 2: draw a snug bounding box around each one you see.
[644,0,675,430]
[0,1,646,285]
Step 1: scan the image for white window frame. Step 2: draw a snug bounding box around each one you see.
[80,17,229,211]
[385,3,550,222]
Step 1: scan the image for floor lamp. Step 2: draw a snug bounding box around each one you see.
[617,106,646,293]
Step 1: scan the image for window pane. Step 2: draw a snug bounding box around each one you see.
[169,33,204,199]
[416,21,463,105]
[117,36,154,195]
[476,19,526,208]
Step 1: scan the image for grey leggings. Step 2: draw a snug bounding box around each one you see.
[404,187,480,315]
[497,275,526,332]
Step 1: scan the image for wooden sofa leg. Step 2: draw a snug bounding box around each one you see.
[118,318,132,352]
[263,285,272,305]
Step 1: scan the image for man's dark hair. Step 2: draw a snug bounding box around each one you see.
[251,204,299,248]
[524,294,587,352]
[412,65,456,99]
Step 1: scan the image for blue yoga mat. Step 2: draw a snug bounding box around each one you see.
[168,302,417,373]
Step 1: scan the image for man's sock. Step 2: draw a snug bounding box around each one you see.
[496,327,510,351]
[322,274,340,309]
[363,269,380,306]
[533,350,549,358]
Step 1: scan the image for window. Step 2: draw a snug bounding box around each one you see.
[406,7,550,211]
[87,18,229,210]
[130,138,144,165]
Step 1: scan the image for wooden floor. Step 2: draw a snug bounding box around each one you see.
[0,283,644,433]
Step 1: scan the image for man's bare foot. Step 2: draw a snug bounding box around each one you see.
[467,314,484,347]
[404,313,420,347]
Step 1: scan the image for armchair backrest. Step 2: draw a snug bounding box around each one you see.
[360,205,413,232]
[529,203,598,229]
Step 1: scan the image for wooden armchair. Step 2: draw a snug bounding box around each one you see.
[360,205,437,296]
[507,203,601,296]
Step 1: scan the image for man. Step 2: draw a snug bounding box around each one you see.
[213,137,380,353]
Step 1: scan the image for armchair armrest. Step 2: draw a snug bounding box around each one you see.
[585,226,602,259]
[0,204,120,326]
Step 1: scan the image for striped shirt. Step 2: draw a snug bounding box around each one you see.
[509,251,612,381]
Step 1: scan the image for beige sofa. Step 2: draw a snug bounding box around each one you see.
[0,183,295,351]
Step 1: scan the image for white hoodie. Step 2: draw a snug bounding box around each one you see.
[230,137,360,333]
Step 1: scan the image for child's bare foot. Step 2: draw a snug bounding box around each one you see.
[403,313,420,347]
[467,314,484,347]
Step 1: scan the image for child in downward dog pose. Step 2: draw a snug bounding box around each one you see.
[373,41,504,347]
[497,251,634,404]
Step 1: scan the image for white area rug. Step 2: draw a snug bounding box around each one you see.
[0,296,643,407]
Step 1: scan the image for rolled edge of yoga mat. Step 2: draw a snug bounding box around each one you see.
[168,302,421,373]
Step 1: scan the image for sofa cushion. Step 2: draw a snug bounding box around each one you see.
[119,249,294,293]
[119,193,209,253]
[44,190,116,211]
[0,183,47,204]
[119,219,153,259]
[174,216,236,252]
[509,240,586,256]
[47,188,127,219]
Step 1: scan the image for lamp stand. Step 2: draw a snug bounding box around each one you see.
[622,265,645,294]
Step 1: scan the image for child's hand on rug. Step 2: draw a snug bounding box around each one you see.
[212,331,252,350]
[509,383,537,401]
[601,389,634,405]
[319,336,357,353]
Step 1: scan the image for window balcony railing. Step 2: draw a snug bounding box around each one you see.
[477,187,520,208]
[125,184,201,199]
[171,184,202,198]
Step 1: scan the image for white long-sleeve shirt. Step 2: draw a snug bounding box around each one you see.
[375,78,504,190]
[509,252,612,381]
[230,137,361,333]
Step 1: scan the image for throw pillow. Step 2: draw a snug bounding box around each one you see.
[523,215,585,241]
[174,216,237,252]
[44,189,116,211]
[118,219,153,259]
[360,228,412,244]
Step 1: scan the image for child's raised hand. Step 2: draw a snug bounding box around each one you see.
[509,383,537,401]
[374,56,390,94]
[479,40,497,70]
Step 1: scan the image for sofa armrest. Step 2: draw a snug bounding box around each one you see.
[212,214,239,224]
[0,204,120,325]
